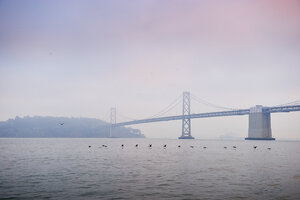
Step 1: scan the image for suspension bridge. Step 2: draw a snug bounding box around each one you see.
[107,92,300,140]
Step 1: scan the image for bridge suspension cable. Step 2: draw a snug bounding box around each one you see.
[148,94,182,118]
[190,93,238,111]
[117,111,137,121]
[115,94,183,122]
[271,100,300,107]
[98,109,111,123]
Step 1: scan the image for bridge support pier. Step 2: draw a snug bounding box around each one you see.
[110,107,116,137]
[179,92,194,139]
[246,105,275,140]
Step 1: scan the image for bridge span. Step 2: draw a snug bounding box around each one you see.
[110,92,300,140]
[113,109,250,127]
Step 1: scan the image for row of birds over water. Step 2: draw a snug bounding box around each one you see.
[88,144,271,150]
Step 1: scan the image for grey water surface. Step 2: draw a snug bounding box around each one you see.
[0,138,300,200]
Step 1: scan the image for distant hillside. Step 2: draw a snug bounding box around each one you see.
[0,116,145,138]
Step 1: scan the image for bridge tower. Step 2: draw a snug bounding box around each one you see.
[179,92,194,139]
[246,105,275,140]
[110,107,116,137]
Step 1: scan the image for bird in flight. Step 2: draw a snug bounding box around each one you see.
[59,123,64,125]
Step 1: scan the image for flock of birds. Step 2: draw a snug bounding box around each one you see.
[61,123,272,151]
[88,144,272,150]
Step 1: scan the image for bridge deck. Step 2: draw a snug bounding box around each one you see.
[264,105,300,113]
[114,109,250,127]
[113,105,300,127]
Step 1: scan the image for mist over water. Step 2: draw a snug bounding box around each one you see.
[1,138,300,199]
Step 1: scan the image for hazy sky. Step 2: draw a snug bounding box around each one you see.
[1,0,300,139]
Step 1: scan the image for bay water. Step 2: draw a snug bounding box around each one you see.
[1,138,300,199]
